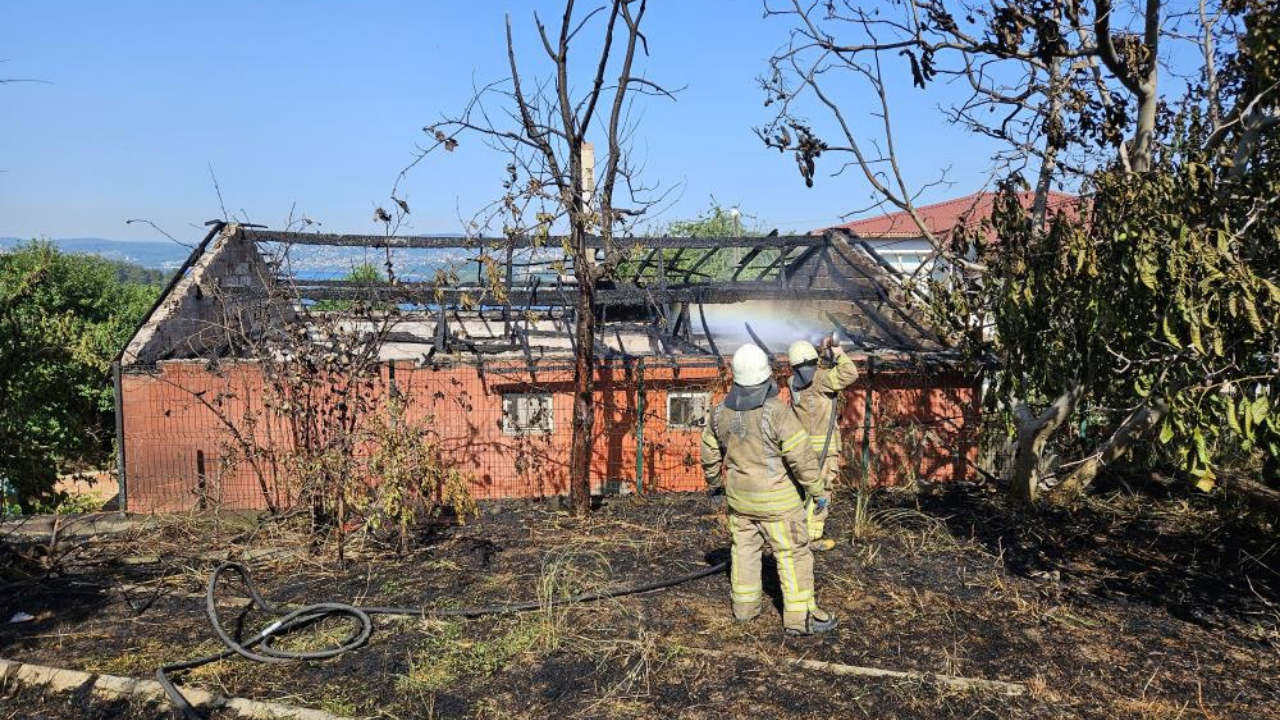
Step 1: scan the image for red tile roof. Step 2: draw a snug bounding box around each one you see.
[825,191,1079,239]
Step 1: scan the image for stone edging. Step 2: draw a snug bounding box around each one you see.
[0,658,355,720]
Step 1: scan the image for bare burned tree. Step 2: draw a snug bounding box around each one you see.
[400,0,673,514]
[759,1,1279,502]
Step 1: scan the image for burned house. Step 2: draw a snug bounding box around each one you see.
[115,223,979,512]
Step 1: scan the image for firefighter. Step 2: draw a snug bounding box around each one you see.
[701,344,838,636]
[787,338,860,551]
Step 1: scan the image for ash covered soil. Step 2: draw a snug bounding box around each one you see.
[0,485,1277,719]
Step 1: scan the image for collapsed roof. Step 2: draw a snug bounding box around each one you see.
[120,222,957,371]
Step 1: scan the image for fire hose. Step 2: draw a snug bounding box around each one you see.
[816,341,840,469]
[158,559,727,719]
[161,335,835,717]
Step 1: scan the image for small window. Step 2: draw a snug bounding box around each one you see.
[503,393,554,435]
[668,391,710,430]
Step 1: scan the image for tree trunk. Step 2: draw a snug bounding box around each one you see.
[1009,384,1083,503]
[568,277,597,515]
[1031,37,1065,228]
[1053,399,1169,495]
[1229,108,1280,179]
[1131,0,1162,173]
[1095,0,1161,173]
[1131,89,1159,173]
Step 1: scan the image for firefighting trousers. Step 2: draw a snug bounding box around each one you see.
[804,454,839,539]
[729,506,816,630]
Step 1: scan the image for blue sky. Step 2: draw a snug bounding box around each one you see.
[1,0,994,242]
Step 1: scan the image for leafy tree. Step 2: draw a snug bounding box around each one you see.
[941,154,1278,500]
[0,242,159,509]
[109,261,170,286]
[619,202,777,282]
[763,0,1279,502]
[932,3,1280,499]
[345,262,385,285]
[312,262,387,312]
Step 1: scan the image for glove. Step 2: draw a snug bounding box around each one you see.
[812,496,829,512]
[707,486,727,506]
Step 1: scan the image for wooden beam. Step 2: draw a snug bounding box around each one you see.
[755,244,794,280]
[268,282,883,305]
[730,247,765,281]
[682,248,720,283]
[694,291,721,360]
[244,229,823,251]
[630,247,661,283]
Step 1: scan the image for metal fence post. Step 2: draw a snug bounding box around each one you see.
[112,360,128,514]
[635,358,645,495]
[860,357,876,485]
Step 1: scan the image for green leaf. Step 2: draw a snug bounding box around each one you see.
[1244,296,1264,333]
[1134,374,1153,398]
[1138,256,1158,290]
[1242,396,1256,440]
[1188,320,1205,355]
[1193,429,1210,465]
[1254,394,1271,420]
[1158,420,1175,445]
[1161,316,1181,347]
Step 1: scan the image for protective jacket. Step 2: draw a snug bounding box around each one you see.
[701,395,824,519]
[789,353,860,459]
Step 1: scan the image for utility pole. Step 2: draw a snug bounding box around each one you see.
[730,206,742,267]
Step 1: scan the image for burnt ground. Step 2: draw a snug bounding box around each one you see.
[0,484,1277,720]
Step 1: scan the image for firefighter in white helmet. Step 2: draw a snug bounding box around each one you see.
[701,344,838,635]
[787,338,860,551]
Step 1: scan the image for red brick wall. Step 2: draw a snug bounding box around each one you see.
[121,358,978,512]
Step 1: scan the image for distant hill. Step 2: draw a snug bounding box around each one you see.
[0,237,190,270]
[1,232,479,277]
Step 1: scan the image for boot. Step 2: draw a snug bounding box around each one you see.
[811,538,836,552]
[784,608,838,636]
[733,602,761,622]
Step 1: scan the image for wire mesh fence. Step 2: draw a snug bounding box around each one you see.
[119,356,980,513]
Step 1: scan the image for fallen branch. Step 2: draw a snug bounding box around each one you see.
[0,658,352,720]
[1227,474,1280,514]
[676,645,1027,696]
[1053,399,1170,496]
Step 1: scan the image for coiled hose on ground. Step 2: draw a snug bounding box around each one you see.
[158,559,728,719]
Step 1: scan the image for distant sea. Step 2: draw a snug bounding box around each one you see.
[0,236,190,270]
[0,235,500,280]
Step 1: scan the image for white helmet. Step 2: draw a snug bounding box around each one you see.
[788,340,819,366]
[731,344,772,386]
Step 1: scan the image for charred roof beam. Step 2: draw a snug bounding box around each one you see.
[244,229,822,251]
[730,247,765,282]
[262,282,884,305]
